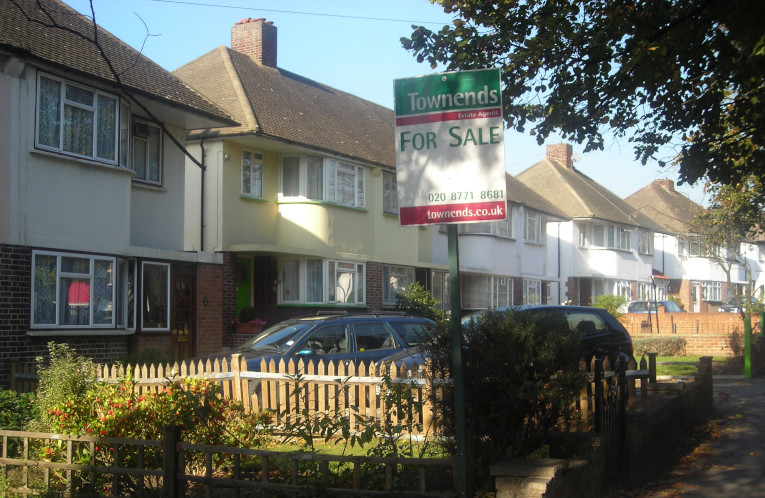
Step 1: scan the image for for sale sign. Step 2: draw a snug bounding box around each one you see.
[394,69,506,226]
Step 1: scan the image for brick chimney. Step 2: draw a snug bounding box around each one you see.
[656,179,675,192]
[231,18,277,67]
[546,143,573,169]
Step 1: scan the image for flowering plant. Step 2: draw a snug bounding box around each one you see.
[232,306,265,327]
[231,317,266,326]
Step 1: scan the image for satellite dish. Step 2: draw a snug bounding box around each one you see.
[572,153,581,162]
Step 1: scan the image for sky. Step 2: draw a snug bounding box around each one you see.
[64,0,708,205]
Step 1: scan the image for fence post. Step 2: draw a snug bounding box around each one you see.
[647,352,657,383]
[594,358,603,433]
[163,424,182,498]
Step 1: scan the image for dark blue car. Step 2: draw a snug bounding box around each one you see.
[232,312,436,370]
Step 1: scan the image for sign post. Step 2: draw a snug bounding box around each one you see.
[394,68,505,498]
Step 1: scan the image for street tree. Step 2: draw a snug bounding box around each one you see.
[402,0,765,190]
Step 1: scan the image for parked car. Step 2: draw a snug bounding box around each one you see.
[627,300,685,313]
[380,305,634,368]
[207,312,436,371]
[718,297,757,313]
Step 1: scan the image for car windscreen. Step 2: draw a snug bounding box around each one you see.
[389,321,434,347]
[239,322,313,353]
[628,302,650,312]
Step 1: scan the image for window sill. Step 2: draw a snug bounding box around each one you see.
[240,195,267,202]
[27,328,135,337]
[31,148,130,175]
[523,239,544,246]
[277,199,368,213]
[132,181,165,192]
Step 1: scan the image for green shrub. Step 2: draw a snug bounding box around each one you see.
[394,281,446,323]
[592,294,627,319]
[29,342,99,431]
[0,389,35,430]
[632,336,687,356]
[421,309,586,488]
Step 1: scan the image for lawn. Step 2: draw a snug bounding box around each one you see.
[654,355,735,376]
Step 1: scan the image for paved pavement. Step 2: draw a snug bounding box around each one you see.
[630,375,765,496]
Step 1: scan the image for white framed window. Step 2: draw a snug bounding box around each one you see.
[383,170,398,214]
[36,73,119,164]
[458,212,513,238]
[702,281,722,301]
[638,282,652,300]
[524,279,542,305]
[329,260,364,303]
[241,150,263,198]
[280,155,365,208]
[31,251,116,328]
[588,223,630,250]
[617,280,632,300]
[524,210,542,243]
[578,224,587,247]
[461,274,513,310]
[382,265,415,305]
[279,258,365,305]
[141,262,170,330]
[680,234,707,257]
[431,270,450,312]
[132,119,162,185]
[638,230,653,254]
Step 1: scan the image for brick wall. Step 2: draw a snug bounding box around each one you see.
[0,244,32,386]
[222,253,239,350]
[621,310,763,356]
[230,18,277,67]
[366,262,382,311]
[195,263,224,357]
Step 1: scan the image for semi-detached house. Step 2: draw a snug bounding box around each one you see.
[0,0,237,385]
[174,18,448,348]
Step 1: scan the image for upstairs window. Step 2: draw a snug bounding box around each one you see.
[36,74,118,164]
[280,155,365,208]
[241,150,264,198]
[132,119,162,185]
[638,230,653,254]
[589,223,630,251]
[383,170,398,214]
[524,210,542,243]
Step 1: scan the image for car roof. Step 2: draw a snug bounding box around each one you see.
[280,312,434,324]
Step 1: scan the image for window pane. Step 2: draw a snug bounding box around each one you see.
[65,84,94,106]
[335,266,355,303]
[33,254,57,325]
[307,156,323,200]
[383,171,397,214]
[142,263,169,329]
[593,225,605,247]
[60,278,90,325]
[147,125,161,182]
[38,77,61,148]
[61,256,89,274]
[336,168,355,205]
[252,163,262,197]
[133,139,147,179]
[353,323,396,351]
[63,104,94,156]
[242,152,252,195]
[93,259,113,325]
[282,260,299,301]
[119,101,130,167]
[307,259,323,302]
[282,157,300,196]
[96,94,116,160]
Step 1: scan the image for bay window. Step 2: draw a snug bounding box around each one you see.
[31,250,170,332]
[280,257,366,305]
[36,74,118,164]
[461,274,512,310]
[280,155,365,208]
[588,223,631,250]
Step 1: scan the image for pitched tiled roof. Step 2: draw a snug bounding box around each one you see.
[625,180,703,234]
[0,0,235,125]
[505,173,567,219]
[516,157,663,231]
[174,46,396,168]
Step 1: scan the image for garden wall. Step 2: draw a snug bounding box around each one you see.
[621,311,763,356]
